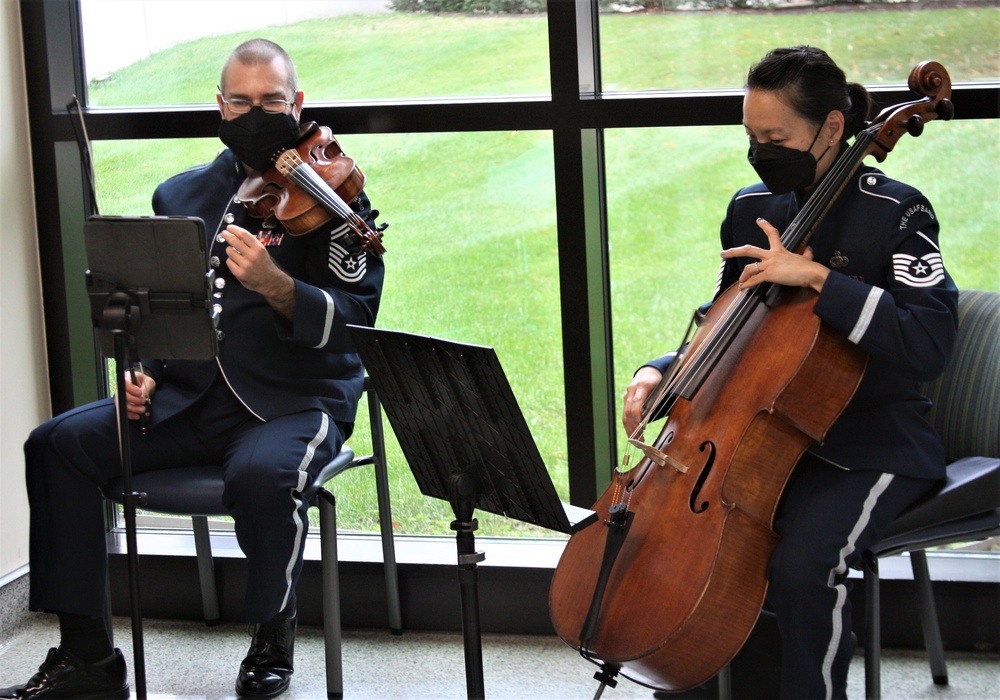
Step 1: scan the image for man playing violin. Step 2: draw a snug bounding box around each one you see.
[624,46,957,699]
[3,39,384,699]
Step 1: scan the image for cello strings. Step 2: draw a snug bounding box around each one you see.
[625,129,876,475]
[777,131,872,253]
[632,313,700,441]
[647,130,873,438]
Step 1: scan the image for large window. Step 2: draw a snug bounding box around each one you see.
[24,1,1000,544]
[599,4,1000,91]
[606,121,1000,441]
[92,136,564,538]
[80,0,552,104]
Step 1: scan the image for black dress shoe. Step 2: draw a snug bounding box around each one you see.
[235,606,296,698]
[0,646,129,699]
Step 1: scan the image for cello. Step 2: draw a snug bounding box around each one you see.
[549,61,954,693]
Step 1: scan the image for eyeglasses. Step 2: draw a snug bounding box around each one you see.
[219,92,294,115]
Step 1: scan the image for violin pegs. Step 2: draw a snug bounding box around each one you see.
[937,99,956,121]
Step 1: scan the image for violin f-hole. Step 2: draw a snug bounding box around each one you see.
[688,440,716,514]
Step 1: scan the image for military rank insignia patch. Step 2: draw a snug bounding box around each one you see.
[328,224,366,283]
[893,251,945,287]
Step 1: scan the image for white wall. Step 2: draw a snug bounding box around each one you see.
[81,0,388,78]
[0,0,50,582]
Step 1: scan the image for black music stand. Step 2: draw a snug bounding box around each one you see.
[347,326,596,700]
[84,215,218,699]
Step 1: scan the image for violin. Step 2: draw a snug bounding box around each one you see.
[549,61,954,693]
[237,122,386,256]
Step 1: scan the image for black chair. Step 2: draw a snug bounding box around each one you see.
[862,289,1000,699]
[105,380,402,698]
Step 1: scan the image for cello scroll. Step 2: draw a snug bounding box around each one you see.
[868,61,954,161]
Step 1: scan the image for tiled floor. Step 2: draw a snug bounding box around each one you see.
[1,613,997,699]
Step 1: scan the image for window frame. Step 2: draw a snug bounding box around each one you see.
[21,0,1000,514]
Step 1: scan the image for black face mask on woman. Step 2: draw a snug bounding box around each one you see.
[747,125,830,195]
[218,107,300,172]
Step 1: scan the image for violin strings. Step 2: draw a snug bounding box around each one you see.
[275,148,357,221]
[295,165,355,220]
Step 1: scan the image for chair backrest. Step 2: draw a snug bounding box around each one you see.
[919,289,1000,461]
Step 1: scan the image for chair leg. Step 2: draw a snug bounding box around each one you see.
[318,488,344,699]
[105,566,115,644]
[191,515,220,626]
[717,663,732,700]
[863,551,881,700]
[368,389,403,635]
[910,550,949,685]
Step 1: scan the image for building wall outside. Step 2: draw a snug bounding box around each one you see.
[81,0,388,78]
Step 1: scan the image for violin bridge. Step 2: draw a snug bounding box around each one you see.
[627,438,688,474]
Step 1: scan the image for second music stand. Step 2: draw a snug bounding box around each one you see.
[348,326,596,699]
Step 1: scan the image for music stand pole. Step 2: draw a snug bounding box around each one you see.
[448,473,486,700]
[106,296,147,700]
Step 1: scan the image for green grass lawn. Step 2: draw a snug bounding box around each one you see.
[91,7,1000,537]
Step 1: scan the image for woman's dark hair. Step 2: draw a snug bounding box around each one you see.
[746,46,872,140]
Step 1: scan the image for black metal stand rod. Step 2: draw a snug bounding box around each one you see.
[449,473,486,700]
[456,527,485,700]
[113,331,147,700]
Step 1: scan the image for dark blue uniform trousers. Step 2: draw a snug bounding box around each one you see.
[25,377,344,624]
[767,453,939,700]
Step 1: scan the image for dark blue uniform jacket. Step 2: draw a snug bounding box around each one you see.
[648,164,958,480]
[144,148,385,430]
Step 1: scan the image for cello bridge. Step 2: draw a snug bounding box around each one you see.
[627,438,688,474]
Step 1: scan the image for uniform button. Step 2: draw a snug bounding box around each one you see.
[224,213,235,224]
[216,330,225,341]
[212,303,223,316]
[213,292,223,300]
[210,256,221,268]
[866,176,877,186]
[216,233,226,243]
[215,277,226,289]
[233,195,241,204]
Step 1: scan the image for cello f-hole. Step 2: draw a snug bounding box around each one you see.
[688,441,716,514]
[624,461,654,493]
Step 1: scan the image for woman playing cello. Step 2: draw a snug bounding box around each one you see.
[622,46,958,699]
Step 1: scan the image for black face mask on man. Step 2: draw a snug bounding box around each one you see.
[218,107,300,172]
[747,125,830,195]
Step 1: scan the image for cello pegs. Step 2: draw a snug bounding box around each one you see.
[937,98,956,121]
